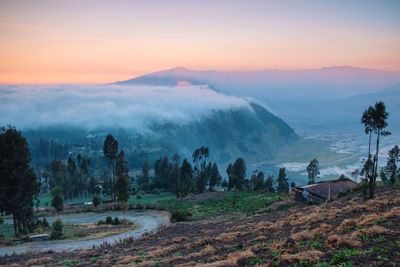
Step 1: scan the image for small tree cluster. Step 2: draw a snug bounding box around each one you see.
[138,147,222,198]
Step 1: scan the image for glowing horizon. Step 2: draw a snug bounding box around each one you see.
[1,0,400,84]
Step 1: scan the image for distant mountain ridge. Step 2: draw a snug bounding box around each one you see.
[116,66,400,100]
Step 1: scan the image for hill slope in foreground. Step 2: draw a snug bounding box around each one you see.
[1,188,399,267]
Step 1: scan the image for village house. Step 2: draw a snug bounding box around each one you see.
[292,178,359,203]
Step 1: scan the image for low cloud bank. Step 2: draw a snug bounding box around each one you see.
[0,84,250,132]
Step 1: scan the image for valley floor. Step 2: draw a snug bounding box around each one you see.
[1,188,399,267]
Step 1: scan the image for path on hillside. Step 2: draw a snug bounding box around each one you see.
[0,210,170,256]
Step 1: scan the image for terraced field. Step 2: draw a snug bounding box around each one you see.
[1,188,399,266]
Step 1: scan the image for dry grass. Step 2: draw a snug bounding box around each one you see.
[291,229,314,241]
[148,244,178,257]
[25,256,53,266]
[383,206,400,219]
[185,236,214,249]
[215,231,246,242]
[1,188,399,267]
[325,234,362,248]
[196,248,255,267]
[188,244,216,258]
[280,249,324,264]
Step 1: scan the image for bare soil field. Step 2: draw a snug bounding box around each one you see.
[1,188,399,266]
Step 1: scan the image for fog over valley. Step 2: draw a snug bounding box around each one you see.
[0,84,251,131]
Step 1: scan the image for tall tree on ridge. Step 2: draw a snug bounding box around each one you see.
[369,101,390,198]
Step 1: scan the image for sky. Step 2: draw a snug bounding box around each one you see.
[1,0,400,84]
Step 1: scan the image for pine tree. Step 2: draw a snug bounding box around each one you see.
[0,126,39,235]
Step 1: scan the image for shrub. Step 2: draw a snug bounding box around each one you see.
[50,219,63,240]
[114,217,120,225]
[105,216,113,224]
[171,207,192,222]
[92,195,100,208]
[42,218,49,228]
[152,188,161,195]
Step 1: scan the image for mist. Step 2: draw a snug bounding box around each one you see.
[0,84,251,132]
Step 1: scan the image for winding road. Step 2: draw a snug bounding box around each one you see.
[0,210,170,256]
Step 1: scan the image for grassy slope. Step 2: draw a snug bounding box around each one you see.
[1,188,399,267]
[153,191,284,221]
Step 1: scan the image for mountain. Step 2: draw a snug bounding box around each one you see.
[116,66,400,101]
[152,102,298,164]
[9,83,298,169]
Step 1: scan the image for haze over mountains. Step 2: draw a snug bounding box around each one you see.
[0,83,298,168]
[1,66,399,180]
[117,66,400,134]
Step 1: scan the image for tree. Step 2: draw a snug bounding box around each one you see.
[49,160,66,190]
[364,101,390,198]
[88,176,98,196]
[306,159,320,185]
[264,175,275,192]
[0,126,39,235]
[50,219,63,240]
[115,151,129,220]
[137,160,150,191]
[209,163,222,191]
[227,157,246,205]
[103,134,118,200]
[66,156,77,199]
[385,145,399,185]
[92,194,100,208]
[115,151,129,203]
[250,170,265,191]
[178,159,194,198]
[51,186,64,212]
[154,156,170,190]
[276,168,289,193]
[192,146,210,193]
[290,181,296,189]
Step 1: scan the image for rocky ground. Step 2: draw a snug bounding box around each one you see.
[1,187,399,266]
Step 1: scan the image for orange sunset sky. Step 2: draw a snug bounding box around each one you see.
[1,0,400,84]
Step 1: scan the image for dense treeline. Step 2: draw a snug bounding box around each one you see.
[44,154,94,200]
[136,145,293,199]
